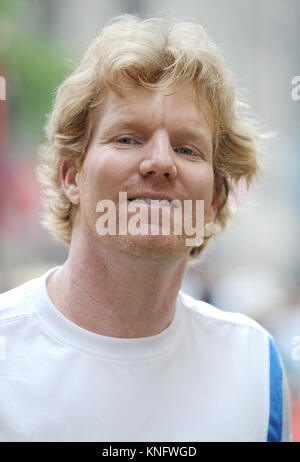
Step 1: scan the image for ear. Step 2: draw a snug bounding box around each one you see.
[60,159,81,205]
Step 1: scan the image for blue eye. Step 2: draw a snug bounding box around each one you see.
[117,137,136,145]
[174,147,195,156]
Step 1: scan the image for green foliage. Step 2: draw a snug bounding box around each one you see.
[0,0,77,145]
[7,37,74,144]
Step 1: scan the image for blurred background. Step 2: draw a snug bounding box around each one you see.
[0,0,299,441]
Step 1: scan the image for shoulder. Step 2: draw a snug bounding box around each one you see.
[0,266,60,323]
[179,290,283,373]
[179,290,292,442]
[0,276,42,323]
[178,289,272,377]
[179,289,267,334]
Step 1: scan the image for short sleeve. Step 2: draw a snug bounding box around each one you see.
[280,357,292,442]
[267,336,292,442]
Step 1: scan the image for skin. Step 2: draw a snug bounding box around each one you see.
[46,81,219,338]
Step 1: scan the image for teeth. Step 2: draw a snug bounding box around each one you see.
[130,198,177,208]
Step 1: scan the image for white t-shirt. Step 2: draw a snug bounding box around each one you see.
[0,267,291,442]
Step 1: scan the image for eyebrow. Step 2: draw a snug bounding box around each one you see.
[99,120,143,139]
[99,119,213,156]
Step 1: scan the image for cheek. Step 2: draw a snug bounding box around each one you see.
[83,147,135,193]
[184,164,215,203]
[81,150,117,196]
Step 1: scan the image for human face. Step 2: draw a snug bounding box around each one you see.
[76,81,217,259]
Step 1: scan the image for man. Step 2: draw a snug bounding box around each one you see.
[0,15,291,441]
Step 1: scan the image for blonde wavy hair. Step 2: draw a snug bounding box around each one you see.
[37,14,261,261]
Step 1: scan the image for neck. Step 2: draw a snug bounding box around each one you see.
[47,231,189,338]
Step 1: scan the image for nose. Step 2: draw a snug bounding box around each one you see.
[139,132,177,180]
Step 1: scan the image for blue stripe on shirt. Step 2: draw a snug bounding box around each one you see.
[267,336,283,442]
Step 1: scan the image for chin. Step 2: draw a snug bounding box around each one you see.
[104,233,189,260]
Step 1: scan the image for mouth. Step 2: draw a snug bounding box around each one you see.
[128,197,179,208]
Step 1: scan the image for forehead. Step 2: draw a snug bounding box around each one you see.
[96,81,213,139]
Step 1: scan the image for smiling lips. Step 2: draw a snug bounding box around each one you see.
[127,191,181,208]
[129,197,179,208]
